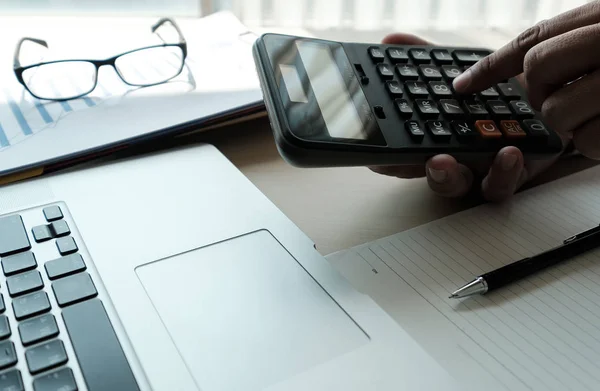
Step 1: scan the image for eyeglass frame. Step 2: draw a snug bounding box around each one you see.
[13,17,188,101]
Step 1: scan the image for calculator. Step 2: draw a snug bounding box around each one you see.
[251,33,564,167]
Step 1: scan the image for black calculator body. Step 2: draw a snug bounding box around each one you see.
[252,33,564,168]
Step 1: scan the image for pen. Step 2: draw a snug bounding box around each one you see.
[449,224,600,299]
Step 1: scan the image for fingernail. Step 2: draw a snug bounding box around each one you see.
[500,153,518,171]
[453,68,472,91]
[428,167,447,183]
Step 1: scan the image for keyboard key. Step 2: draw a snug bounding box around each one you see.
[452,121,477,140]
[453,50,490,65]
[396,64,419,80]
[0,215,30,257]
[429,81,452,97]
[405,121,425,141]
[62,299,140,391]
[0,316,10,340]
[45,254,86,280]
[395,99,413,118]
[409,48,430,64]
[52,272,97,307]
[2,252,37,276]
[43,206,63,222]
[406,81,429,97]
[415,99,439,118]
[49,220,70,238]
[487,100,512,118]
[475,120,502,138]
[25,339,68,374]
[431,49,453,64]
[386,80,403,97]
[376,63,394,80]
[19,314,59,346]
[439,99,464,118]
[0,370,23,391]
[32,225,52,243]
[426,121,452,142]
[500,120,528,138]
[0,341,17,370]
[441,65,462,80]
[419,65,442,80]
[13,292,51,321]
[497,83,521,99]
[56,237,78,256]
[464,101,488,118]
[0,294,5,314]
[33,367,77,391]
[510,100,535,118]
[7,271,43,298]
[479,86,499,99]
[386,47,408,63]
[368,46,385,62]
[522,119,550,139]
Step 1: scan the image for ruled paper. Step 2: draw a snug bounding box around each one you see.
[327,165,600,391]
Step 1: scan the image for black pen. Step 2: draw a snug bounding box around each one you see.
[449,224,600,299]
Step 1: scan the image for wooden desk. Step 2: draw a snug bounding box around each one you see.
[196,117,598,256]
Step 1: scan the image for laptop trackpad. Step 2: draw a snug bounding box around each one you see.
[136,230,368,391]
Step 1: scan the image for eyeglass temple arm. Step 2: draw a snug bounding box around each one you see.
[13,37,48,68]
[151,18,186,44]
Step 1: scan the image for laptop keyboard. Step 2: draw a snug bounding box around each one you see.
[0,204,139,390]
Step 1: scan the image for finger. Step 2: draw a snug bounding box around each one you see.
[425,155,473,198]
[452,1,600,94]
[368,165,425,179]
[481,147,525,202]
[541,67,600,138]
[381,33,431,45]
[524,23,600,110]
[572,116,600,160]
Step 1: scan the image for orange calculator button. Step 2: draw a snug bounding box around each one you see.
[500,120,527,138]
[475,120,502,138]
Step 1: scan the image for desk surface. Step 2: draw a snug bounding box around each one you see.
[197,116,598,256]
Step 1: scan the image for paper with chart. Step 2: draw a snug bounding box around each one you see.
[327,165,600,391]
[0,11,263,175]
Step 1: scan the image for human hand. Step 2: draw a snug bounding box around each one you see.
[370,29,569,202]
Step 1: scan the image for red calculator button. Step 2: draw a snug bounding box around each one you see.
[500,120,527,138]
[475,120,502,138]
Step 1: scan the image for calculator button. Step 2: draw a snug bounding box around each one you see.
[419,65,442,80]
[406,81,429,97]
[409,49,431,64]
[441,65,463,80]
[426,121,452,141]
[376,64,394,80]
[478,86,499,99]
[386,47,408,63]
[498,83,521,99]
[522,119,549,138]
[451,121,477,140]
[416,99,440,118]
[405,121,425,141]
[431,49,453,64]
[510,100,535,118]
[487,100,512,118]
[396,64,419,80]
[429,81,452,97]
[395,99,413,118]
[439,99,464,118]
[368,46,385,62]
[464,101,488,118]
[500,120,528,138]
[475,120,502,138]
[453,50,490,65]
[386,81,403,97]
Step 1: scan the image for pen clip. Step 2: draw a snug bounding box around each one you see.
[563,223,600,244]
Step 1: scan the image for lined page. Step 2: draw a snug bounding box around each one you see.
[327,165,600,391]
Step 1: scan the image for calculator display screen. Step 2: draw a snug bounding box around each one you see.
[262,35,383,145]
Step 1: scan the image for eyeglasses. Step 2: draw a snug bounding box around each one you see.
[13,17,188,101]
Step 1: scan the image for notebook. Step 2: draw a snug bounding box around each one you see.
[326,164,600,391]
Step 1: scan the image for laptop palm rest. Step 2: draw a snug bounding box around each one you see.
[136,230,368,391]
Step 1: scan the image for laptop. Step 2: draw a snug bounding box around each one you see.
[0,142,462,390]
